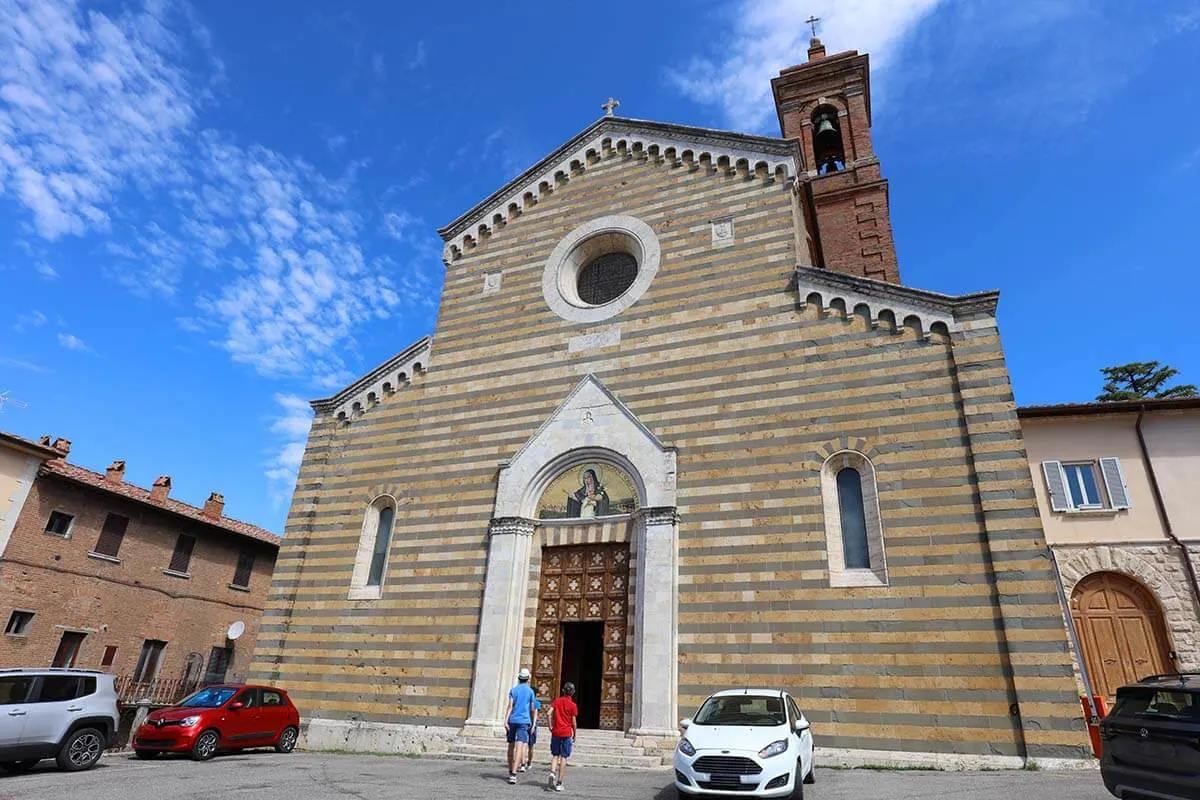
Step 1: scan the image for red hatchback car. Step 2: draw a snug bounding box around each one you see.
[132,684,300,761]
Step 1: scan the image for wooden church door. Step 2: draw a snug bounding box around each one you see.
[533,543,629,730]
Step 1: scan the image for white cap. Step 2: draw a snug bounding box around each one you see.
[518,667,531,681]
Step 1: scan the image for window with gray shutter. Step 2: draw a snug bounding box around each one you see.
[1041,460,1071,512]
[1099,457,1131,509]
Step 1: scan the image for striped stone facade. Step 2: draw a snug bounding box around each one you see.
[251,118,1090,763]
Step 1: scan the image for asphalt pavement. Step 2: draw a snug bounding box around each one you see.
[0,750,1114,800]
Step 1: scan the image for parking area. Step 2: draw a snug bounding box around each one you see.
[0,751,1112,800]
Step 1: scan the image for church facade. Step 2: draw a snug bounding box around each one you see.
[250,38,1091,766]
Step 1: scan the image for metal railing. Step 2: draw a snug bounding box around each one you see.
[114,676,200,706]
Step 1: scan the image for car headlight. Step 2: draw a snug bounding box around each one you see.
[758,739,789,759]
[180,715,201,727]
[678,738,696,756]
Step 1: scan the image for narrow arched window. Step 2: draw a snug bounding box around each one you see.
[349,495,397,599]
[820,450,888,587]
[367,505,394,587]
[836,467,870,569]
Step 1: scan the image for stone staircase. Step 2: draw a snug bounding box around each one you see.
[444,728,671,770]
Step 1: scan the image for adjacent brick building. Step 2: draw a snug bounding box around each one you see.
[0,432,280,693]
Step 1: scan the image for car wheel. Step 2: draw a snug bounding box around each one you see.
[190,729,220,761]
[56,727,105,772]
[804,761,815,784]
[0,759,40,774]
[133,750,160,760]
[788,762,805,800]
[275,726,299,754]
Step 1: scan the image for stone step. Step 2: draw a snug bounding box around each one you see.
[447,740,657,760]
[439,745,668,770]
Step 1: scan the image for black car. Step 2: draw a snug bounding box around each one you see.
[1100,673,1200,800]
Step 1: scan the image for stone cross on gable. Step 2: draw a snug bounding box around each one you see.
[602,97,620,117]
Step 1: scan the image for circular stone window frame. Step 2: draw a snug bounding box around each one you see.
[542,214,661,324]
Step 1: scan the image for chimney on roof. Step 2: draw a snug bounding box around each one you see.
[51,437,71,456]
[150,475,171,502]
[105,460,126,483]
[203,492,225,519]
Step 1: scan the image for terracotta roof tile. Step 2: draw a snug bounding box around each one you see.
[39,458,280,547]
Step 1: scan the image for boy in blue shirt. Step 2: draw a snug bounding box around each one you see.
[504,668,536,784]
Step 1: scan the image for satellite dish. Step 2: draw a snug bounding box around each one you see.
[226,621,246,641]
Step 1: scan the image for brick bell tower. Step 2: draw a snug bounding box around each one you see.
[772,36,901,284]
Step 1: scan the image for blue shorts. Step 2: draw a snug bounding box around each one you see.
[506,723,530,744]
[550,736,573,758]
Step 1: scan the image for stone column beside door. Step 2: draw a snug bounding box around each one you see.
[463,516,535,735]
[630,507,679,742]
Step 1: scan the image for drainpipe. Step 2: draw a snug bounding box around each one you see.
[1135,407,1200,644]
[1049,547,1100,727]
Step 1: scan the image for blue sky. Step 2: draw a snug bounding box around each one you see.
[2,0,1198,533]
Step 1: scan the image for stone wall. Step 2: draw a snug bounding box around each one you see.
[252,145,1088,761]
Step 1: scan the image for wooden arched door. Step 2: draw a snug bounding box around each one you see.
[1071,571,1173,699]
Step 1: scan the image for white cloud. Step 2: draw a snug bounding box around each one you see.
[668,0,944,131]
[0,0,198,238]
[371,52,386,80]
[57,332,92,352]
[34,262,57,280]
[407,41,426,70]
[0,355,50,373]
[265,392,312,506]
[14,309,46,332]
[1,1,438,387]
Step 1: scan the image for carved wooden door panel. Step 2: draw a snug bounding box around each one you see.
[534,542,629,730]
[1071,571,1173,700]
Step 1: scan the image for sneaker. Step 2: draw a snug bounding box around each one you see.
[508,774,517,785]
[518,764,527,773]
[555,782,564,792]
[547,771,557,791]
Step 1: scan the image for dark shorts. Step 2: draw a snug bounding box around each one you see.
[506,723,530,744]
[550,736,573,758]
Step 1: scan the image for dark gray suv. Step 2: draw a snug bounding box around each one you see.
[1100,673,1200,800]
[0,669,120,774]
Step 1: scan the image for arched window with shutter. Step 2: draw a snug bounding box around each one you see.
[820,450,888,587]
[349,495,397,599]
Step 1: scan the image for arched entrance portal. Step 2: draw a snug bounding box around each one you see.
[1071,571,1173,699]
[462,375,679,740]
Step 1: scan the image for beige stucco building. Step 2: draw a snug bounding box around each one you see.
[0,432,59,559]
[1019,398,1200,700]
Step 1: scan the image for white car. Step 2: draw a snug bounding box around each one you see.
[674,689,815,799]
[0,668,120,773]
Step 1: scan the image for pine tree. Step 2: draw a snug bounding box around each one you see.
[1096,361,1198,402]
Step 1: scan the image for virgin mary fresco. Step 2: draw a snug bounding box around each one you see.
[536,464,638,520]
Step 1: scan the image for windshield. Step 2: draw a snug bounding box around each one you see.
[1114,687,1200,721]
[693,694,786,727]
[178,687,238,708]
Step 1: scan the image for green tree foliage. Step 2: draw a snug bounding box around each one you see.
[1097,361,1198,402]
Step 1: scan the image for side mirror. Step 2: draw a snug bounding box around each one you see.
[680,718,692,729]
[229,702,244,711]
[794,720,810,733]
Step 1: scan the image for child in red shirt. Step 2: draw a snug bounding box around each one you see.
[545,682,578,792]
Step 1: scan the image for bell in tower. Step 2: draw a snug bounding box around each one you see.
[812,108,845,175]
